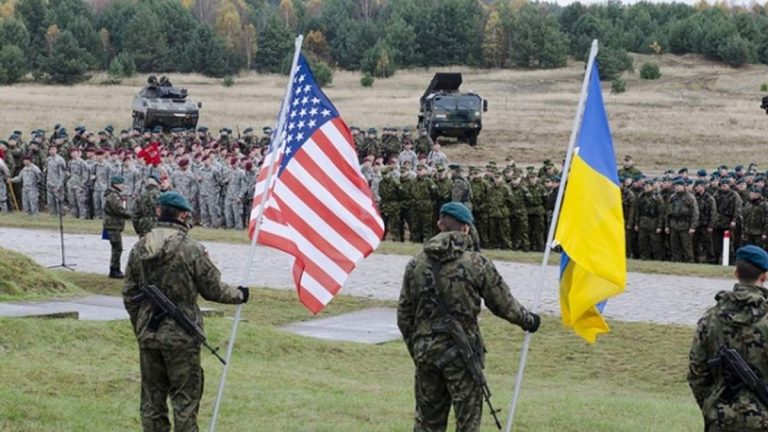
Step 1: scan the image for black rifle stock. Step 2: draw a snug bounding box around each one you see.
[429,260,502,430]
[709,346,768,407]
[137,284,226,365]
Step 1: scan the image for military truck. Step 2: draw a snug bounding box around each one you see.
[417,73,487,146]
[761,95,768,114]
[131,75,201,131]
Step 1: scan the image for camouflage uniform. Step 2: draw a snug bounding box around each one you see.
[45,153,67,216]
[223,165,246,230]
[103,186,130,273]
[450,172,472,210]
[694,189,718,263]
[635,189,664,260]
[171,167,199,219]
[486,179,512,249]
[741,195,768,249]
[525,179,548,252]
[122,221,245,432]
[120,163,141,213]
[398,231,537,432]
[11,163,42,215]
[132,184,161,237]
[469,175,489,248]
[92,159,112,218]
[688,283,768,431]
[507,178,529,251]
[622,187,637,258]
[0,159,9,212]
[379,172,402,241]
[199,163,222,228]
[409,172,437,243]
[714,188,743,264]
[67,157,89,218]
[666,190,699,263]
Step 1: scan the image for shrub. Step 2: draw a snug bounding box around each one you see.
[760,83,768,92]
[311,61,332,87]
[222,76,234,87]
[640,62,661,80]
[611,77,626,94]
[360,73,374,87]
[0,44,27,84]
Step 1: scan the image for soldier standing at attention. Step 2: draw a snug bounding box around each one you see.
[398,202,540,432]
[11,155,43,215]
[634,180,664,260]
[741,186,768,249]
[714,180,743,264]
[688,245,768,431]
[665,179,699,263]
[104,175,131,279]
[45,145,67,216]
[122,191,248,432]
[693,180,717,264]
[67,148,89,218]
[133,173,162,237]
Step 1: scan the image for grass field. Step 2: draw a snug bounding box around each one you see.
[1,53,767,171]
[0,271,703,432]
[0,212,736,279]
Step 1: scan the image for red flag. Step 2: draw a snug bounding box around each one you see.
[248,55,384,313]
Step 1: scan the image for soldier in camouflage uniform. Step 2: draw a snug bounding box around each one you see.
[199,155,223,228]
[378,167,402,241]
[67,148,89,218]
[120,157,141,213]
[132,173,161,237]
[0,151,9,212]
[693,180,718,264]
[223,158,246,230]
[398,202,539,432]
[714,181,743,265]
[449,164,472,209]
[525,173,547,252]
[91,149,112,218]
[414,129,433,157]
[622,178,638,258]
[171,158,198,219]
[688,245,768,432]
[122,191,248,432]
[103,175,131,278]
[665,179,699,263]
[409,164,437,243]
[11,156,42,215]
[741,187,768,249]
[506,172,529,251]
[432,165,453,238]
[486,171,512,249]
[468,168,489,248]
[45,145,67,216]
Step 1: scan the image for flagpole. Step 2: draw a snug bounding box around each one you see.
[209,34,305,432]
[503,39,599,432]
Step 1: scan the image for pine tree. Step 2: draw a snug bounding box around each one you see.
[41,30,93,84]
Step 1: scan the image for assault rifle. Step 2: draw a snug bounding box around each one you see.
[428,260,502,430]
[708,345,768,407]
[135,284,227,365]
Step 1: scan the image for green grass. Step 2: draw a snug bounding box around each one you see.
[0,212,735,279]
[0,247,81,301]
[0,271,702,431]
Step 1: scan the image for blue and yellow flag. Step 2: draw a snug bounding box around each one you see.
[554,60,626,344]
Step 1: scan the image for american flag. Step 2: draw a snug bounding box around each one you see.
[248,54,385,313]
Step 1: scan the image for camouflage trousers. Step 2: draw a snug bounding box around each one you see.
[473,213,489,248]
[93,189,105,218]
[412,359,483,432]
[46,184,65,216]
[637,226,663,261]
[487,216,512,250]
[224,199,243,230]
[510,213,528,251]
[527,214,545,252]
[693,227,716,264]
[68,185,88,218]
[669,228,694,263]
[107,229,123,270]
[0,180,7,212]
[139,344,203,432]
[200,195,221,228]
[410,202,433,243]
[22,186,39,215]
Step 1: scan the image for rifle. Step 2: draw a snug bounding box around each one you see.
[708,345,768,407]
[6,179,19,211]
[133,284,227,365]
[428,260,502,430]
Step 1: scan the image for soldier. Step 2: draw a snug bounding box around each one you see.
[133,173,161,237]
[120,157,141,213]
[486,171,512,249]
[449,164,472,209]
[399,165,414,241]
[426,141,448,169]
[665,179,699,263]
[11,156,42,215]
[103,175,131,278]
[382,127,402,162]
[0,149,9,212]
[171,158,198,218]
[714,180,742,264]
[91,149,112,218]
[223,157,246,230]
[692,180,717,263]
[66,148,89,218]
[741,187,768,249]
[45,145,67,216]
[199,155,223,228]
[362,128,381,159]
[432,164,453,237]
[414,129,434,157]
[397,202,540,432]
[122,191,248,432]
[398,140,418,171]
[525,173,547,252]
[634,180,664,260]
[688,245,768,431]
[617,155,642,179]
[469,167,489,248]
[622,178,638,258]
[506,171,530,251]
[409,164,437,243]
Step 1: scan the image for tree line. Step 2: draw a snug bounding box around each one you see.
[0,0,767,85]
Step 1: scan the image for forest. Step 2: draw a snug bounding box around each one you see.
[0,0,767,84]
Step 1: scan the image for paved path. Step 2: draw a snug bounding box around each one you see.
[0,227,731,326]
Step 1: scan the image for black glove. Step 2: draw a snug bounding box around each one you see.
[237,286,249,304]
[523,313,540,333]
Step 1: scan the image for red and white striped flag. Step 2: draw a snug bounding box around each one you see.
[248,54,384,313]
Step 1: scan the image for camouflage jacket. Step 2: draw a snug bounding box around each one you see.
[132,185,160,236]
[742,198,768,237]
[450,175,472,209]
[688,283,768,431]
[622,188,638,230]
[507,183,529,217]
[716,189,743,229]
[397,231,534,364]
[696,191,718,230]
[666,191,699,230]
[486,182,511,219]
[524,183,548,216]
[122,220,243,348]
[469,178,489,213]
[103,187,130,232]
[636,191,664,230]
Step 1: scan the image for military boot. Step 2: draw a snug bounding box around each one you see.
[109,267,124,279]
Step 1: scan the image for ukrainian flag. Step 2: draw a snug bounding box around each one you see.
[554,61,626,344]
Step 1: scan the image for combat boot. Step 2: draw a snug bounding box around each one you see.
[109,267,124,279]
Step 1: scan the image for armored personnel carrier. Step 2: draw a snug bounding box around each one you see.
[131,75,201,131]
[417,73,487,146]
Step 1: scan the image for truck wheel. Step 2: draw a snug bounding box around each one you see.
[468,133,478,146]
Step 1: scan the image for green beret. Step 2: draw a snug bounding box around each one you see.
[158,191,193,212]
[694,179,707,186]
[697,169,707,177]
[110,175,125,184]
[672,178,685,186]
[448,163,461,170]
[736,245,768,271]
[440,202,473,225]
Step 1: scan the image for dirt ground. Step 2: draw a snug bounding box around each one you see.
[2,53,767,171]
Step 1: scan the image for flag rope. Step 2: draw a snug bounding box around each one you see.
[503,39,600,432]
[208,34,305,432]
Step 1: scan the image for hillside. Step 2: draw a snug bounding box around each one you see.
[0,247,79,300]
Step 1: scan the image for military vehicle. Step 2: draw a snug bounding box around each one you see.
[417,73,487,146]
[762,95,768,114]
[131,75,201,131]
